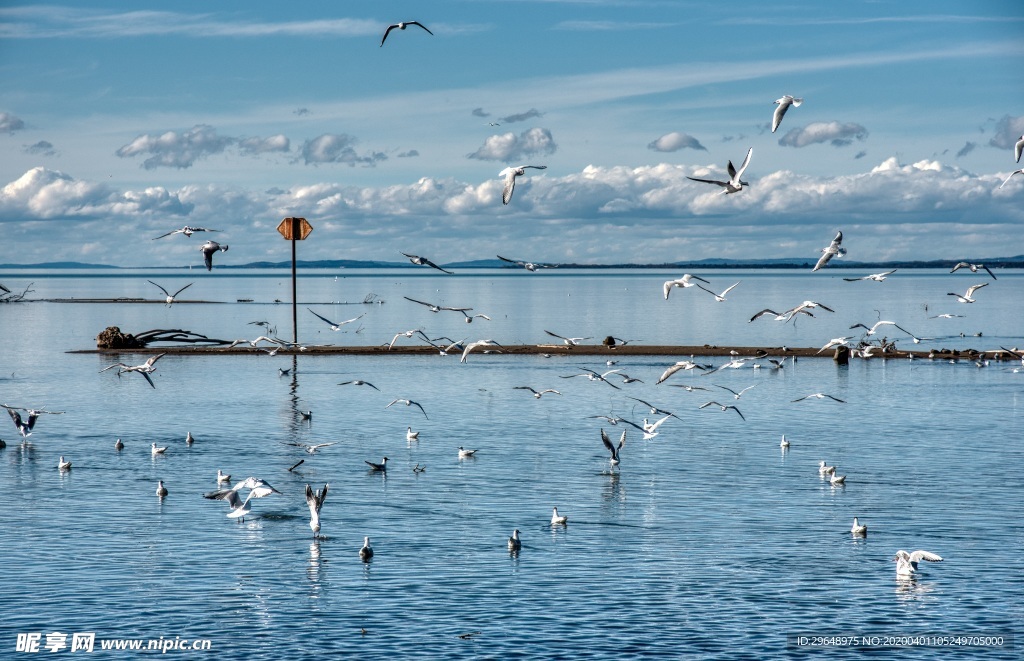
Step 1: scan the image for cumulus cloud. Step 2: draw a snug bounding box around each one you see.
[955,141,977,158]
[0,112,26,133]
[778,121,868,148]
[647,132,706,153]
[467,127,557,162]
[116,124,233,169]
[24,140,57,156]
[238,134,290,155]
[500,108,543,124]
[988,114,1024,150]
[298,133,387,166]
[471,108,490,117]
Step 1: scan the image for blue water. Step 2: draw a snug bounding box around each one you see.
[1,269,1021,659]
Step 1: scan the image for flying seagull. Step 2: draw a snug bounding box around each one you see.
[199,241,228,271]
[513,386,562,399]
[404,296,489,322]
[893,549,942,577]
[749,308,815,323]
[285,441,338,455]
[204,477,281,522]
[152,225,220,240]
[308,308,366,331]
[500,165,547,205]
[338,379,380,391]
[400,251,452,274]
[601,428,626,467]
[461,339,503,363]
[147,280,193,305]
[656,360,706,384]
[1016,135,1024,163]
[696,281,740,302]
[663,274,710,300]
[686,147,752,194]
[698,401,746,421]
[386,398,428,418]
[792,392,846,403]
[3,405,62,437]
[948,283,988,303]
[849,320,909,337]
[380,21,433,47]
[999,168,1024,189]
[843,269,897,282]
[544,330,593,346]
[497,255,551,271]
[813,231,846,271]
[950,262,996,280]
[98,353,167,388]
[305,483,328,538]
[772,95,803,133]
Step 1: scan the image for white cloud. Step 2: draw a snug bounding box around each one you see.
[988,114,1024,150]
[778,121,868,148]
[238,134,290,155]
[467,128,557,162]
[0,112,26,133]
[298,134,387,166]
[647,132,706,152]
[116,124,233,169]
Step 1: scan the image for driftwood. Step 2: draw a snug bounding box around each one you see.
[0,282,34,303]
[96,326,229,349]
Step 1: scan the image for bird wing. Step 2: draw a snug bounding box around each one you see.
[380,24,398,46]
[408,21,434,35]
[600,428,614,453]
[202,247,214,271]
[502,169,517,204]
[813,251,834,271]
[144,353,167,368]
[825,394,846,402]
[139,372,156,388]
[981,265,997,280]
[719,282,740,297]
[909,550,942,563]
[772,101,789,133]
[543,330,568,342]
[965,283,988,297]
[147,280,171,297]
[686,176,728,187]
[411,401,428,417]
[734,147,753,179]
[1017,138,1024,163]
[423,259,453,275]
[749,309,780,322]
[307,308,338,326]
[729,406,746,421]
[152,229,181,240]
[171,283,193,297]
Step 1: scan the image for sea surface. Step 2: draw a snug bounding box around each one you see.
[1,268,1021,659]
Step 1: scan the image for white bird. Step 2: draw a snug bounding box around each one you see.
[359,536,374,560]
[460,339,503,363]
[687,147,752,194]
[780,434,790,449]
[338,379,380,391]
[217,469,231,484]
[285,441,338,455]
[114,438,124,450]
[699,401,746,421]
[714,384,756,400]
[204,477,280,521]
[147,280,193,305]
[893,549,942,577]
[365,457,388,472]
[601,428,626,467]
[98,353,167,388]
[829,470,846,486]
[663,274,710,300]
[813,231,846,271]
[186,431,194,445]
[380,20,433,47]
[551,507,568,525]
[851,517,867,535]
[199,241,228,271]
[151,442,167,455]
[849,320,908,337]
[308,308,366,331]
[388,328,430,349]
[152,225,220,240]
[1016,135,1024,163]
[817,337,854,354]
[497,255,550,271]
[793,393,846,403]
[508,529,521,552]
[843,269,897,282]
[500,165,547,205]
[513,386,562,399]
[58,455,72,471]
[950,262,996,280]
[749,308,814,323]
[305,483,328,538]
[385,398,428,418]
[400,251,452,274]
[641,414,673,439]
[544,330,592,346]
[458,446,477,459]
[947,283,988,303]
[402,427,418,442]
[772,95,803,133]
[154,480,168,497]
[656,360,706,384]
[5,407,39,437]
[561,367,623,390]
[818,460,835,475]
[696,281,740,302]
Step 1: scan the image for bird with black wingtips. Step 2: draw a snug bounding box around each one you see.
[400,251,452,274]
[380,21,433,47]
[687,147,752,194]
[199,241,228,271]
[305,483,328,538]
[147,280,193,305]
[500,165,547,204]
[813,231,846,271]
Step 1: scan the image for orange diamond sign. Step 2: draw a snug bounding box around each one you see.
[277,217,313,240]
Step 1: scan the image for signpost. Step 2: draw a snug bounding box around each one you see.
[277,217,313,344]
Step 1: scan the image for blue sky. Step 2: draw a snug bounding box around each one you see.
[1,1,1022,267]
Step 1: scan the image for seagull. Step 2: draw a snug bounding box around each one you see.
[217,469,231,484]
[656,360,706,384]
[186,431,194,445]
[780,434,790,449]
[696,281,740,302]
[380,20,433,47]
[152,225,220,240]
[406,427,419,441]
[338,379,380,391]
[627,396,679,419]
[359,536,374,561]
[151,442,167,455]
[98,353,166,388]
[817,337,853,354]
[286,441,338,455]
[508,529,521,552]
[843,269,897,282]
[365,457,388,472]
[772,95,803,133]
[929,313,965,319]
[58,455,72,471]
[156,480,168,497]
[699,401,746,421]
[199,241,228,271]
[550,507,568,525]
[305,483,328,538]
[5,407,38,437]
[388,328,430,349]
[204,477,281,522]
[813,231,846,271]
[513,386,562,399]
[458,446,477,459]
[829,470,846,486]
[713,384,756,400]
[461,339,503,363]
[687,147,752,194]
[497,255,550,271]
[662,274,710,300]
[947,283,988,303]
[641,414,673,439]
[601,428,626,467]
[950,262,997,280]
[386,398,428,418]
[818,460,835,476]
[560,367,622,389]
[849,320,909,337]
[999,169,1024,188]
[147,280,193,305]
[308,308,366,331]
[400,251,452,274]
[893,550,942,577]
[792,393,846,403]
[666,383,711,392]
[1017,135,1024,163]
[114,438,124,450]
[749,308,814,323]
[544,330,593,345]
[499,165,547,205]
[851,517,867,536]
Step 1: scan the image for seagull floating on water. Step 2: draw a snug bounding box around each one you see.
[893,549,942,577]
[380,21,433,47]
[663,274,710,300]
[813,231,846,271]
[199,241,228,271]
[818,460,835,476]
[458,446,477,459]
[508,529,521,552]
[305,483,329,538]
[151,442,167,455]
[780,434,790,449]
[365,457,388,472]
[114,438,124,451]
[772,95,803,133]
[185,431,194,446]
[851,517,867,536]
[947,283,988,303]
[217,469,231,484]
[500,165,547,205]
[551,507,568,525]
[950,262,996,280]
[400,251,452,274]
[58,455,72,471]
[152,225,220,240]
[359,536,374,561]
[406,427,419,441]
[687,147,752,194]
[147,280,193,305]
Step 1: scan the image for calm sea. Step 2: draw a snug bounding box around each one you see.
[1,268,1021,659]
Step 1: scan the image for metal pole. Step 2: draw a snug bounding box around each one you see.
[291,217,298,345]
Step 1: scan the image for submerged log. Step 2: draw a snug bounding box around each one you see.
[833,345,850,365]
[96,326,228,349]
